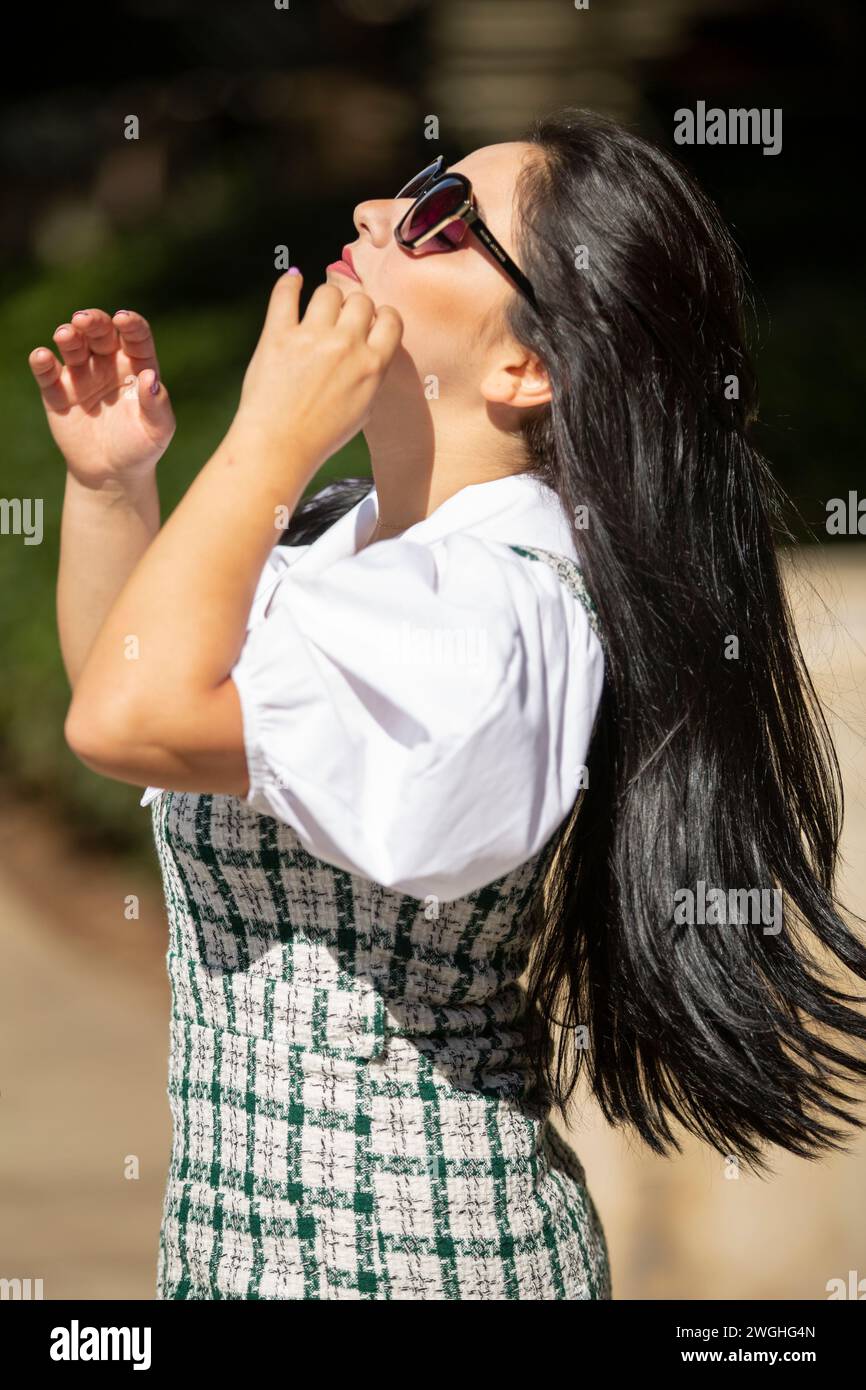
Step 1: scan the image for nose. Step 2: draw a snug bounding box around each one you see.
[352,198,400,248]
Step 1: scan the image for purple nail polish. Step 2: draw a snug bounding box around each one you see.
[150,373,160,395]
[287,266,301,276]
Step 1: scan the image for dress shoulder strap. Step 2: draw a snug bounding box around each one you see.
[507,543,602,641]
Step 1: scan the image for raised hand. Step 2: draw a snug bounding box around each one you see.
[29,308,176,488]
[231,271,404,476]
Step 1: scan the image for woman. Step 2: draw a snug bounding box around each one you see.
[32,107,866,1300]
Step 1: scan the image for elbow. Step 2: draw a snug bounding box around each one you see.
[64,697,143,773]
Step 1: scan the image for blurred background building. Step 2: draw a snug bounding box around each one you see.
[1,0,864,1299]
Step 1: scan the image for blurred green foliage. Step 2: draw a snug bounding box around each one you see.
[0,231,370,871]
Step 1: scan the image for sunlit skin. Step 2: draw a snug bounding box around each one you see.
[35,141,552,796]
[331,141,552,546]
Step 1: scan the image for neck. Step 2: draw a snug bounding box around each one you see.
[362,376,528,538]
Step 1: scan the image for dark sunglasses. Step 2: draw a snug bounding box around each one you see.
[393,154,538,309]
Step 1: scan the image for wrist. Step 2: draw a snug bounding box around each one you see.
[65,468,159,510]
[224,413,322,481]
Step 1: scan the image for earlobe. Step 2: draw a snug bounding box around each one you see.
[479,367,520,405]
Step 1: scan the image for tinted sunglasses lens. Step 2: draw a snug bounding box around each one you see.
[395,161,441,199]
[400,179,468,251]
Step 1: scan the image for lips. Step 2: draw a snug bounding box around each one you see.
[329,245,361,283]
[327,262,359,284]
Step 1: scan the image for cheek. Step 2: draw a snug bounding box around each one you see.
[373,253,482,382]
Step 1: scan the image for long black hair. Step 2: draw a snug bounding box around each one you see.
[284,108,866,1175]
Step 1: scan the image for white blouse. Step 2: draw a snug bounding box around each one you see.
[140,472,604,902]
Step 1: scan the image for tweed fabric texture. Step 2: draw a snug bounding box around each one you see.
[152,545,611,1300]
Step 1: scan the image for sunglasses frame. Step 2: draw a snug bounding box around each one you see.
[393,155,539,309]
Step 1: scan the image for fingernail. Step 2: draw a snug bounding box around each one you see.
[71,310,90,318]
[287,266,301,276]
[114,310,131,317]
[150,373,160,395]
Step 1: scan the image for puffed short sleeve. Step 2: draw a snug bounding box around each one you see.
[229,533,604,902]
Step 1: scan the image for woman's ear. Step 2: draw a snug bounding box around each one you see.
[479,351,552,409]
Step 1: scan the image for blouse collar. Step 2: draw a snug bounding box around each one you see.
[289,471,577,576]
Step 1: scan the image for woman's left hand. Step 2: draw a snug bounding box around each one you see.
[230,270,403,475]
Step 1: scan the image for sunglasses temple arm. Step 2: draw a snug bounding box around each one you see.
[470,216,538,306]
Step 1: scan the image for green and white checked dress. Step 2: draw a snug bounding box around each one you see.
[150,544,611,1301]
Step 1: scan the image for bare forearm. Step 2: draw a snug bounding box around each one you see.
[57,471,161,688]
[67,421,313,727]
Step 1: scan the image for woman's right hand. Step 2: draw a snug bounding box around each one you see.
[29,308,176,488]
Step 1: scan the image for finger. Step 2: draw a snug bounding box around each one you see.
[262,268,304,336]
[67,308,119,355]
[366,305,404,363]
[111,309,158,368]
[28,346,72,412]
[300,281,345,330]
[336,290,377,337]
[136,368,173,423]
[51,322,90,368]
